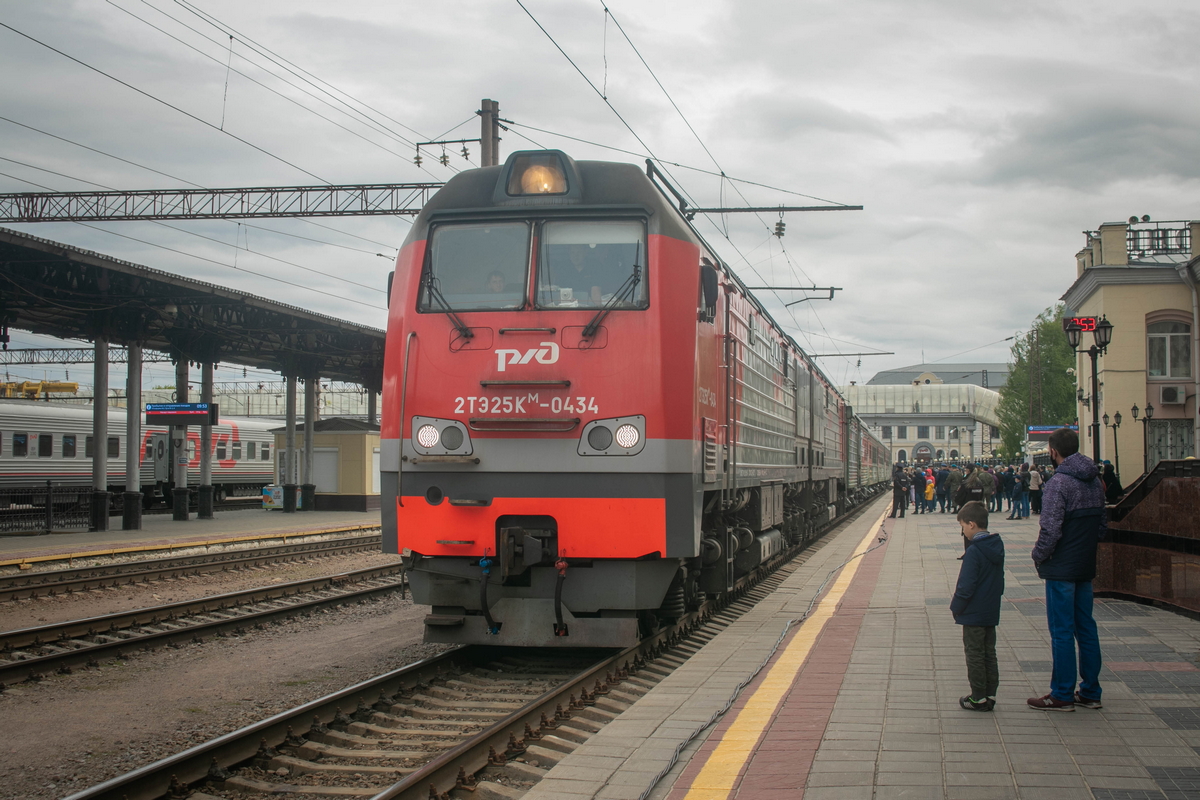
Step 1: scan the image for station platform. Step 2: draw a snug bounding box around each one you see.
[0,508,381,567]
[522,496,1200,800]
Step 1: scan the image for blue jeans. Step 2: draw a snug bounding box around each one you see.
[1045,579,1102,702]
[1017,491,1030,517]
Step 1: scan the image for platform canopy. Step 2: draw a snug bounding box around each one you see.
[0,226,385,387]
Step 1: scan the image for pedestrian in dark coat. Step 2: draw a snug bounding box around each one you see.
[952,501,1004,711]
[1027,428,1107,712]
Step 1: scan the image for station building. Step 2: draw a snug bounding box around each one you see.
[1064,218,1199,476]
[840,363,1004,464]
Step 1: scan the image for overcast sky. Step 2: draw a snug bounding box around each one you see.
[2,0,1198,392]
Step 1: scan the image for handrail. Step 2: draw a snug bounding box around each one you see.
[396,332,416,507]
[498,327,556,334]
[468,417,580,432]
[479,379,570,387]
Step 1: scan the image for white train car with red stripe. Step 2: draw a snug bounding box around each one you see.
[0,400,276,506]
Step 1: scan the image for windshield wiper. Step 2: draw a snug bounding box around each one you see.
[582,243,641,339]
[422,272,473,339]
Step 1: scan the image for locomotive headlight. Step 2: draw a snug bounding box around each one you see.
[577,415,644,456]
[521,164,566,194]
[615,424,640,449]
[506,154,568,195]
[416,424,440,449]
[411,416,472,455]
[440,425,464,450]
[587,425,613,451]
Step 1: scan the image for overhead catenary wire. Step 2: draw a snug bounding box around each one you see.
[103,0,433,167]
[0,21,331,184]
[0,157,389,294]
[0,168,386,311]
[0,115,402,255]
[164,0,470,175]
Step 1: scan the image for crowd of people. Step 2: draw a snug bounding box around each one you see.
[889,460,1074,519]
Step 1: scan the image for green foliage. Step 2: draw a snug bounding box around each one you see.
[997,304,1078,456]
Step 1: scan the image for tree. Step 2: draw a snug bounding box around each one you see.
[997,304,1078,458]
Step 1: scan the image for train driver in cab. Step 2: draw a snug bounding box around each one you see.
[565,244,603,304]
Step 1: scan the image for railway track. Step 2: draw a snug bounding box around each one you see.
[0,561,406,686]
[0,532,383,601]
[63,491,886,800]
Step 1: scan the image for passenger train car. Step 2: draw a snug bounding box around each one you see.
[0,401,276,506]
[381,151,888,648]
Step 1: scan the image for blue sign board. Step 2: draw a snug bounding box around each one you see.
[145,402,218,425]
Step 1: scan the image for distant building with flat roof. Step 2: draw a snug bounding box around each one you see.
[865,363,1008,390]
[841,364,1006,464]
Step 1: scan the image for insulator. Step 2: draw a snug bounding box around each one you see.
[774,220,786,237]
[461,145,470,160]
[413,153,423,167]
[440,152,450,167]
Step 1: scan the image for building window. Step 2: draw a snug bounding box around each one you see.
[63,435,76,458]
[936,449,945,459]
[38,434,53,457]
[13,433,28,457]
[935,426,945,439]
[1148,321,1191,378]
[881,426,892,439]
[897,449,908,462]
[990,425,1000,438]
[897,426,908,439]
[917,426,930,439]
[949,426,960,439]
[950,449,959,458]
[247,442,256,459]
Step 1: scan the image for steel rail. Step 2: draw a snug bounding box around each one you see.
[0,563,405,684]
[0,533,383,601]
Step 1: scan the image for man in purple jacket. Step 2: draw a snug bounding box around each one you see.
[1027,428,1107,712]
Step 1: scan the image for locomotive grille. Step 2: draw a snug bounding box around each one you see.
[703,418,719,482]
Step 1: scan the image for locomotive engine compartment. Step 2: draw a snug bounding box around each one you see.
[382,149,889,648]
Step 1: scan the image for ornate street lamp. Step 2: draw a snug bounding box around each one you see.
[1065,316,1113,464]
[1104,411,1122,484]
[1131,404,1154,473]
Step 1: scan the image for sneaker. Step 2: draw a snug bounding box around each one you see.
[1074,693,1102,709]
[960,696,993,712]
[1027,693,1074,711]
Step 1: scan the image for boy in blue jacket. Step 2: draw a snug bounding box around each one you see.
[951,500,1005,711]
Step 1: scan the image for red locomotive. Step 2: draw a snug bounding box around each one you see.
[381,151,888,647]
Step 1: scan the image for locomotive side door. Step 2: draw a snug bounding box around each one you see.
[150,433,170,483]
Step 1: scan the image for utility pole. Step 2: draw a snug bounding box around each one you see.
[479,99,501,167]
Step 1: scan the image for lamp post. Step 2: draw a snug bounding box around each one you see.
[1130,403,1155,473]
[1104,411,1122,483]
[1065,317,1113,464]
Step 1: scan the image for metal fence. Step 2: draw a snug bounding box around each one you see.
[0,483,93,534]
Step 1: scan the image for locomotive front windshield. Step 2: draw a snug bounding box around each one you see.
[419,221,530,311]
[536,220,647,309]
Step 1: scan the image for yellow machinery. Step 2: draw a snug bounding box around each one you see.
[0,381,80,399]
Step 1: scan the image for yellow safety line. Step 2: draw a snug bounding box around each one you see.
[682,506,889,800]
[0,523,382,568]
